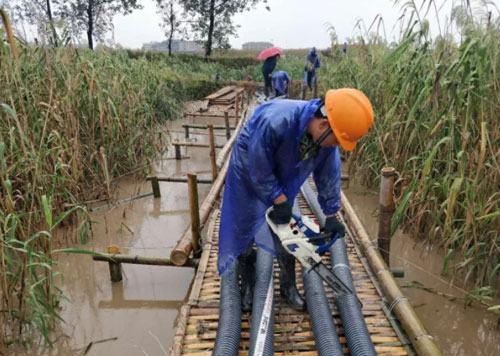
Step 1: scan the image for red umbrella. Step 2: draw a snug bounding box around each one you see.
[257,47,283,60]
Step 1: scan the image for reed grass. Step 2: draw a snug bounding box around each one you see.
[0,41,220,347]
[318,2,500,291]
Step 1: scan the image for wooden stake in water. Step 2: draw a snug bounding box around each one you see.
[378,167,396,266]
[188,173,201,254]
[207,124,218,181]
[174,140,181,160]
[107,245,123,282]
[151,176,161,198]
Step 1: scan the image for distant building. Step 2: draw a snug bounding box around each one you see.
[242,42,273,51]
[142,40,203,53]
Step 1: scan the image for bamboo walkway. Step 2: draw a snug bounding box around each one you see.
[172,191,414,356]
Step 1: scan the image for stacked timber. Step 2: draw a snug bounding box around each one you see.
[205,86,245,106]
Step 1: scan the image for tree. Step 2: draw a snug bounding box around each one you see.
[179,0,268,57]
[8,0,59,46]
[156,0,186,56]
[58,0,142,50]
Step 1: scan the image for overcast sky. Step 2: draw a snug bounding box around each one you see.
[112,0,462,50]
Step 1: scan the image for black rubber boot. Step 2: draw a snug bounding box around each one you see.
[272,234,305,311]
[238,244,256,312]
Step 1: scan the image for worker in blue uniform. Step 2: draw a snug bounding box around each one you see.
[304,47,321,90]
[272,71,291,97]
[218,89,374,311]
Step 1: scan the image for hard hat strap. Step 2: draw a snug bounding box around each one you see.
[299,127,332,161]
[315,127,332,146]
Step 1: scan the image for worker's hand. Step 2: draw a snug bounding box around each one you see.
[324,216,345,238]
[269,199,292,224]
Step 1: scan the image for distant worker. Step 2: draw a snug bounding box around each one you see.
[272,70,291,97]
[262,54,280,98]
[304,47,320,90]
[217,89,374,311]
[343,42,348,54]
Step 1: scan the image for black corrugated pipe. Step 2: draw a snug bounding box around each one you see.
[249,246,275,356]
[301,182,377,356]
[293,201,344,356]
[303,268,345,356]
[212,259,241,356]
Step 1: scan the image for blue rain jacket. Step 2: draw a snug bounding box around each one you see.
[218,99,342,275]
[272,71,291,96]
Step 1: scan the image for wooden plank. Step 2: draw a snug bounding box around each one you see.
[204,86,235,100]
[188,210,219,305]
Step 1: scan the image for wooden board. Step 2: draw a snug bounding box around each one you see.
[205,86,236,101]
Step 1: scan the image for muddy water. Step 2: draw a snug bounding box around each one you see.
[27,115,229,355]
[343,183,500,356]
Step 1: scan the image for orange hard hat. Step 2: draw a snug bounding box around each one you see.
[325,88,374,151]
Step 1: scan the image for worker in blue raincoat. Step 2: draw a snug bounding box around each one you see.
[304,47,321,90]
[218,88,374,311]
[272,70,291,97]
[262,54,280,99]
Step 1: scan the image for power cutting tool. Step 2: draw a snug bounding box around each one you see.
[266,207,354,297]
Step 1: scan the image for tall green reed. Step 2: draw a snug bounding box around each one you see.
[320,1,500,290]
[0,42,224,347]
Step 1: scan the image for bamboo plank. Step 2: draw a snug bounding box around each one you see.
[204,86,235,100]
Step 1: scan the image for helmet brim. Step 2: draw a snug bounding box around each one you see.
[335,134,356,151]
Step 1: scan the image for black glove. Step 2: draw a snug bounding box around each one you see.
[269,200,292,224]
[324,216,345,238]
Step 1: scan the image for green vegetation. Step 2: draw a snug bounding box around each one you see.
[317,5,500,293]
[0,43,241,347]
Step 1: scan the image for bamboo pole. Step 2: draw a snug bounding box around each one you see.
[188,173,201,254]
[173,142,223,149]
[170,159,230,266]
[207,124,218,181]
[341,191,443,356]
[146,176,212,184]
[184,113,235,119]
[378,167,396,265]
[182,124,235,130]
[224,111,231,140]
[171,305,191,356]
[93,253,199,267]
